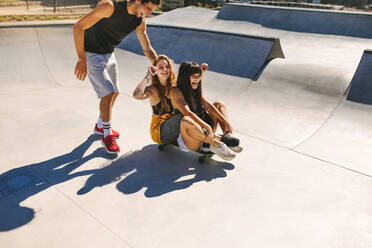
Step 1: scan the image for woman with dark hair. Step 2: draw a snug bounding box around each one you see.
[170,61,242,161]
[133,55,183,144]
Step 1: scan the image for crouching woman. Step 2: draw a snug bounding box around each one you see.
[133,55,182,144]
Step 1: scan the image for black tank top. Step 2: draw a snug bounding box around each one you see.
[152,97,174,116]
[192,90,214,127]
[84,0,142,54]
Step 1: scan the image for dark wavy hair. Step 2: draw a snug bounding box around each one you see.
[151,55,176,114]
[176,61,203,114]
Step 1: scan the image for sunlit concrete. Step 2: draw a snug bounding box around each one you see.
[1,6,372,248]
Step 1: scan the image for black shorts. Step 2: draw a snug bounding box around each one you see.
[160,113,183,144]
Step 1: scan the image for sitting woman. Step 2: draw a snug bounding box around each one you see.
[170,61,242,161]
[133,55,182,144]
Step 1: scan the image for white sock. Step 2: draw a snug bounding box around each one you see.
[102,121,112,138]
[97,116,103,129]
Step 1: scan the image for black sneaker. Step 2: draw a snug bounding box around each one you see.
[221,134,243,153]
[200,142,211,153]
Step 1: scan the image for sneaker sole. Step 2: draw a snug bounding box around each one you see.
[215,154,235,161]
[94,129,120,139]
[210,149,236,161]
[231,146,243,153]
[101,140,120,154]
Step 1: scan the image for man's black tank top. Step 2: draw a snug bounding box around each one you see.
[84,0,142,54]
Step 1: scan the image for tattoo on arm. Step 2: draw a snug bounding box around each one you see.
[133,72,152,99]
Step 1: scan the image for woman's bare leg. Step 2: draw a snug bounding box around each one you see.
[179,116,218,151]
[213,101,231,135]
[213,101,242,152]
[179,117,236,160]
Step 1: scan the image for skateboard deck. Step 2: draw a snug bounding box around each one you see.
[158,143,214,163]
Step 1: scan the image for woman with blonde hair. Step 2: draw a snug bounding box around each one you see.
[133,55,183,144]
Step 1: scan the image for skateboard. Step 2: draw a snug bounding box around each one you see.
[158,143,214,164]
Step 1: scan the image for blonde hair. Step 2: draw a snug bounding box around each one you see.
[151,55,176,114]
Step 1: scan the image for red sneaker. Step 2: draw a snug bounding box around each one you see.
[94,124,120,139]
[101,134,120,154]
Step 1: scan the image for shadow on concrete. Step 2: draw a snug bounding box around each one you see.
[0,138,234,231]
[78,144,235,198]
[0,134,115,231]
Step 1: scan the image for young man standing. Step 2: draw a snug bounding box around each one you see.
[73,0,159,154]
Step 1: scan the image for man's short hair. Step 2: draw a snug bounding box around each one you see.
[149,0,161,4]
[146,0,161,4]
[130,0,161,5]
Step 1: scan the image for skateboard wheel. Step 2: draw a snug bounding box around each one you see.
[158,144,166,151]
[198,156,206,163]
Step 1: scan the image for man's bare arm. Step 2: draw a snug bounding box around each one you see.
[73,0,114,81]
[136,20,158,64]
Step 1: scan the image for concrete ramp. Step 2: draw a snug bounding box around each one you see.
[0,27,57,93]
[295,95,372,176]
[224,58,349,148]
[118,24,284,79]
[347,49,372,104]
[145,7,362,149]
[217,3,372,38]
[0,25,85,94]
[2,9,372,247]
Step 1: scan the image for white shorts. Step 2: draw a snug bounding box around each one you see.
[85,51,119,99]
[177,134,202,152]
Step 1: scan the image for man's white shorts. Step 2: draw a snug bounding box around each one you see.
[86,51,119,99]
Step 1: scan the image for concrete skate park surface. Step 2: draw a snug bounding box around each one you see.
[1,5,372,248]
